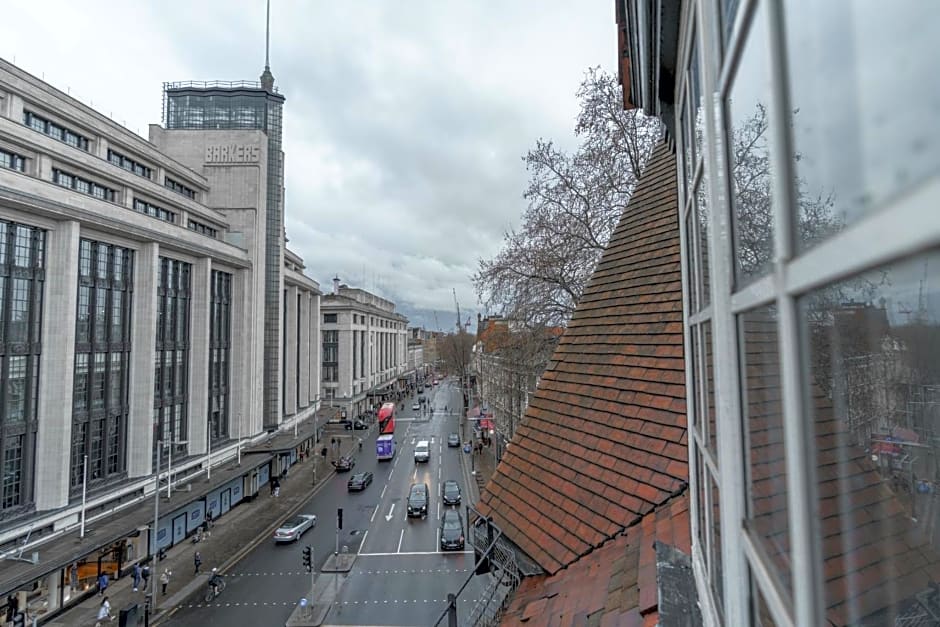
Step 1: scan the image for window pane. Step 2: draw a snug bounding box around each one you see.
[727,3,773,285]
[740,304,791,595]
[785,1,940,252]
[703,321,717,455]
[801,249,940,624]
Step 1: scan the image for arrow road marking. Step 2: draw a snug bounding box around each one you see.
[385,503,395,521]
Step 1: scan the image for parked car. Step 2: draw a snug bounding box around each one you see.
[407,483,429,518]
[347,471,374,492]
[273,514,317,543]
[442,479,461,505]
[411,402,421,411]
[352,419,368,430]
[439,510,465,551]
[344,419,367,430]
[447,433,460,448]
[332,456,355,472]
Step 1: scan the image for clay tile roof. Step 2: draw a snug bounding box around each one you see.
[478,141,686,575]
[501,493,691,626]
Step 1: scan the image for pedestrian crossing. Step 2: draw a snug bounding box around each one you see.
[222,567,470,577]
[180,598,479,609]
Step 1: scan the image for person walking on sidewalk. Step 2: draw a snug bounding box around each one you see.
[193,550,202,575]
[97,572,109,596]
[141,565,150,592]
[95,596,112,625]
[132,563,142,592]
[160,569,170,596]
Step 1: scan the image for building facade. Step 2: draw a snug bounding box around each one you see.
[0,57,321,620]
[320,280,409,419]
[621,1,940,625]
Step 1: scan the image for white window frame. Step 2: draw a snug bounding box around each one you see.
[676,0,940,625]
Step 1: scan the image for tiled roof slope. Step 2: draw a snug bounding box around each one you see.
[478,141,686,575]
[502,493,691,627]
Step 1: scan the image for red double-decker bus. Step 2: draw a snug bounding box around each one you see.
[377,402,396,435]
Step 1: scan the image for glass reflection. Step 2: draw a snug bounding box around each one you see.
[785,1,940,251]
[726,3,773,284]
[741,304,791,595]
[802,250,940,624]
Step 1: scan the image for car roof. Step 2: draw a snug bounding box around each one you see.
[442,509,461,521]
[410,482,428,493]
[444,479,458,487]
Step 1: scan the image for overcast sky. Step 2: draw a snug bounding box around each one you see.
[1,1,617,330]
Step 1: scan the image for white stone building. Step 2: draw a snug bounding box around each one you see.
[0,57,321,618]
[320,280,410,419]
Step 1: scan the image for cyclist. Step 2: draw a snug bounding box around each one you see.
[208,568,224,598]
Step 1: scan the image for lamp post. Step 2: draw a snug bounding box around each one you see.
[206,420,212,481]
[166,439,189,499]
[79,454,88,538]
[150,438,185,617]
[237,413,242,467]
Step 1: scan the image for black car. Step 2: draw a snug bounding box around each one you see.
[332,456,355,472]
[447,433,460,448]
[407,483,429,518]
[347,471,374,491]
[440,509,465,551]
[344,419,367,430]
[442,480,461,505]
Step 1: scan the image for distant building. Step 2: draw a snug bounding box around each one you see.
[320,279,410,418]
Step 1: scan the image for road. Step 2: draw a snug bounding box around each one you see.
[169,377,484,627]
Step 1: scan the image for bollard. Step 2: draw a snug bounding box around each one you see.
[299,597,309,618]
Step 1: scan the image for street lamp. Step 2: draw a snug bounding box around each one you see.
[151,438,186,617]
[165,439,189,499]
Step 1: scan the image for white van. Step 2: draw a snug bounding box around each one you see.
[414,440,430,463]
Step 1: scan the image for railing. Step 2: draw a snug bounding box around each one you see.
[163,80,280,93]
[433,509,523,627]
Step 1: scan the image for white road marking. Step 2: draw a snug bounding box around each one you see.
[380,484,387,499]
[385,503,396,521]
[357,550,474,556]
[370,503,378,523]
[397,529,404,553]
[359,529,368,552]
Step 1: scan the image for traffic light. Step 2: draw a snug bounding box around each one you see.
[337,507,343,530]
[302,546,312,572]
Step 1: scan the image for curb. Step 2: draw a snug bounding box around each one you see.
[153,454,344,626]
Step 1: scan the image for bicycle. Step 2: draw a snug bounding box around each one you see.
[204,576,226,602]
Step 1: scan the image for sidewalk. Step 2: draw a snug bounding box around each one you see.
[461,405,499,507]
[47,434,359,627]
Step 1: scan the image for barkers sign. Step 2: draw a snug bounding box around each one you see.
[205,144,260,164]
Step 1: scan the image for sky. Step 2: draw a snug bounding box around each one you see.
[0,1,618,331]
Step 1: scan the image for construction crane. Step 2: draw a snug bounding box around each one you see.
[453,288,462,333]
[433,311,442,333]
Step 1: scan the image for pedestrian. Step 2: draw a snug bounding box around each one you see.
[160,569,170,596]
[132,563,142,592]
[69,563,78,592]
[272,477,280,498]
[193,550,202,575]
[206,509,214,528]
[97,572,109,596]
[95,596,112,625]
[141,565,151,593]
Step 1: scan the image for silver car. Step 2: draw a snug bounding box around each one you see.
[273,514,317,543]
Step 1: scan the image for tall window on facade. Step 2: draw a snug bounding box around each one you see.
[0,221,44,514]
[322,330,338,383]
[70,240,133,491]
[153,257,190,461]
[208,270,231,440]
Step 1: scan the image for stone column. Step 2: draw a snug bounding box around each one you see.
[127,243,158,478]
[229,268,253,440]
[34,220,79,510]
[298,291,310,409]
[284,284,299,416]
[309,294,320,408]
[187,258,211,454]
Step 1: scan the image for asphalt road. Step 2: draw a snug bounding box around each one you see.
[169,378,483,627]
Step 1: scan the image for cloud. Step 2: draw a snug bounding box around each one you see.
[1,0,616,322]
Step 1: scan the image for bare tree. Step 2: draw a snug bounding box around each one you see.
[473,67,661,328]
